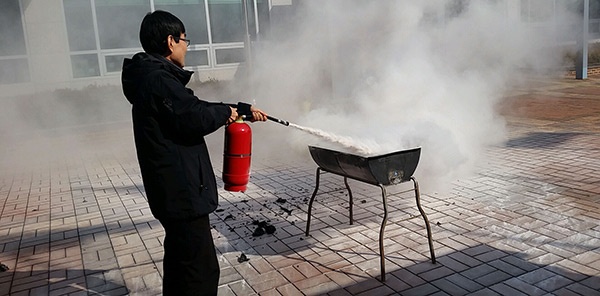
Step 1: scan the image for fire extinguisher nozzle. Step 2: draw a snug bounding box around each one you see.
[267,115,289,126]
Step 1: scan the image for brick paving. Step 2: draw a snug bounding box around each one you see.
[1,77,600,295]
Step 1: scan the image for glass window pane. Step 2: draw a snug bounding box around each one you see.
[245,0,256,40]
[208,0,244,43]
[64,0,97,51]
[155,0,209,45]
[0,58,30,84]
[256,0,270,40]
[95,0,150,49]
[215,47,244,64]
[71,54,100,78]
[105,54,131,72]
[0,0,27,56]
[591,0,600,19]
[186,50,209,66]
[529,0,553,22]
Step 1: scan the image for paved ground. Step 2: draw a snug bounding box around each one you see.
[1,76,599,295]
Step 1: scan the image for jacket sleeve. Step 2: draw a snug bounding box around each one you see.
[152,72,232,138]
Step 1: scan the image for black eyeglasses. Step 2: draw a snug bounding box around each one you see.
[173,36,191,47]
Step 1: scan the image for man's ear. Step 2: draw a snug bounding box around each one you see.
[165,35,175,54]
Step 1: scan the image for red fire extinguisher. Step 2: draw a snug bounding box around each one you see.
[222,117,252,192]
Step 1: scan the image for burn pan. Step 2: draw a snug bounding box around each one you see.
[308,146,421,186]
[305,146,436,282]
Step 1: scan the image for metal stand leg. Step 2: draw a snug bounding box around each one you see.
[378,185,388,282]
[305,168,321,236]
[344,177,353,225]
[412,177,436,264]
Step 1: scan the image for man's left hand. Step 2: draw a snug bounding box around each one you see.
[250,107,268,122]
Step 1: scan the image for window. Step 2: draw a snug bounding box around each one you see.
[209,0,244,43]
[591,0,600,19]
[95,0,150,49]
[521,0,554,22]
[71,54,101,78]
[63,0,265,77]
[0,0,29,84]
[245,0,270,41]
[155,0,209,45]
[215,47,244,64]
[186,50,210,66]
[0,58,29,85]
[64,0,96,51]
[105,54,134,72]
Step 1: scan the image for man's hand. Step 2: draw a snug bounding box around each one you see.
[228,107,239,124]
[249,106,267,122]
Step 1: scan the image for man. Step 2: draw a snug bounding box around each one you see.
[121,10,267,295]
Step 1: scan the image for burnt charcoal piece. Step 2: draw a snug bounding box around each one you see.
[0,263,8,272]
[264,225,276,234]
[237,253,249,263]
[280,207,293,215]
[252,226,265,237]
[276,197,287,204]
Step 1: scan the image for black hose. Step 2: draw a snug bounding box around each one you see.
[266,115,290,126]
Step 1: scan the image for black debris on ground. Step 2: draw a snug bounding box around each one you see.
[0,263,8,272]
[276,197,287,204]
[251,220,277,237]
[265,225,276,234]
[252,226,265,237]
[237,253,249,263]
[280,206,293,215]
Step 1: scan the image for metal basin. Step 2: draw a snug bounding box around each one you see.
[308,146,421,186]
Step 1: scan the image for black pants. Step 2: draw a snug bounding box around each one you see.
[160,215,220,296]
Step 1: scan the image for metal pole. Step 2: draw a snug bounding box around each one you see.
[576,0,589,80]
[412,177,436,264]
[242,0,254,92]
[344,177,353,225]
[378,185,388,282]
[305,168,322,236]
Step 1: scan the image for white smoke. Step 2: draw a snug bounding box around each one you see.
[249,1,576,193]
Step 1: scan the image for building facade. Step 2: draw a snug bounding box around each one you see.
[0,0,597,97]
[0,0,296,97]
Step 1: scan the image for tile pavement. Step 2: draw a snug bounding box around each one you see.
[1,76,599,295]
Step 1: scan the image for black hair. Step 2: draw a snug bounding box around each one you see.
[139,10,186,55]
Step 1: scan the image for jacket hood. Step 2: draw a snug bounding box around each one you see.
[121,52,194,104]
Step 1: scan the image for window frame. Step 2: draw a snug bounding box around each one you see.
[62,0,262,79]
[0,0,31,85]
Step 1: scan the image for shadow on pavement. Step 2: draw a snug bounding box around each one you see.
[0,267,129,295]
[296,243,600,295]
[505,132,585,149]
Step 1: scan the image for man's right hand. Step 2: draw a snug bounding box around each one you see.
[228,107,238,124]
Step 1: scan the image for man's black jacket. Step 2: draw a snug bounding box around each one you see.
[121,52,251,220]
